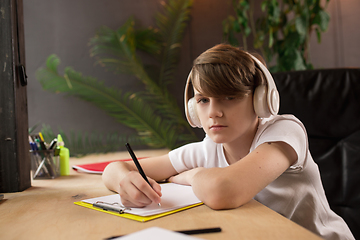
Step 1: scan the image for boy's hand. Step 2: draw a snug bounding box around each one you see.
[119,171,162,208]
[168,167,204,186]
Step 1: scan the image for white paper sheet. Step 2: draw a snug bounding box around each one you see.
[82,183,201,216]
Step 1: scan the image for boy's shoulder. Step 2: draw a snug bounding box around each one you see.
[256,114,308,145]
[260,114,302,125]
[259,114,305,132]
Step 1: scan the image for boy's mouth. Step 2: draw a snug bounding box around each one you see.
[210,124,227,131]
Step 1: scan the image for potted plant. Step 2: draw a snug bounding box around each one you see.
[222,0,330,72]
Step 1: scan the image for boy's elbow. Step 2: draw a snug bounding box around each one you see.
[195,176,250,210]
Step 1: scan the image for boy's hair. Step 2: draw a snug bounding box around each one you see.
[190,44,267,98]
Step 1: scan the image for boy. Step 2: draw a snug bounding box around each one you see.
[103,44,354,240]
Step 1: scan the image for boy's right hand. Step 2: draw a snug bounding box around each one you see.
[118,171,162,208]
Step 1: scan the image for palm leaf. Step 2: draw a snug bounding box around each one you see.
[89,0,196,136]
[89,20,178,120]
[36,54,184,149]
[156,0,193,86]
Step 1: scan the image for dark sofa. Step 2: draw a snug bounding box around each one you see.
[273,68,360,239]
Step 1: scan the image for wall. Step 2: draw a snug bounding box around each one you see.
[24,0,360,149]
[309,0,360,68]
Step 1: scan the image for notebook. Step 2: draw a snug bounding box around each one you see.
[74,183,203,222]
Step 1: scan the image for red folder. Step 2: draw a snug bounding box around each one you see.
[72,158,144,174]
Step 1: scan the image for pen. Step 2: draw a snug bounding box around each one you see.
[36,135,47,151]
[29,136,38,154]
[177,227,222,235]
[38,132,45,142]
[104,227,222,239]
[125,143,161,206]
[49,138,58,150]
[93,202,130,214]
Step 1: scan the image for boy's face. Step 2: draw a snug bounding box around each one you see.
[194,89,258,146]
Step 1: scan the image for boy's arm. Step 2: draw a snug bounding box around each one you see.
[102,154,177,207]
[171,141,297,210]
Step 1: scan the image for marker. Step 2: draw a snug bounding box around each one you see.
[125,143,161,207]
[57,134,70,176]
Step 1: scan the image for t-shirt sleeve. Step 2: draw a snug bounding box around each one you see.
[168,136,223,173]
[168,141,206,173]
[255,118,308,172]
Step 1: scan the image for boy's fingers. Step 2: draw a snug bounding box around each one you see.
[119,183,151,207]
[149,178,162,197]
[119,172,151,206]
[130,172,161,205]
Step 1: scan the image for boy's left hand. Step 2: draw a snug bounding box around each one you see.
[168,167,204,186]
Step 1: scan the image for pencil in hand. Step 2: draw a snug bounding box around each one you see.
[125,143,161,207]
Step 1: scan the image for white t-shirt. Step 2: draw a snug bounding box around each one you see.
[169,114,354,240]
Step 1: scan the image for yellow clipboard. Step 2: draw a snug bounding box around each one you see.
[74,201,203,222]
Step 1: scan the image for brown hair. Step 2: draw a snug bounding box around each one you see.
[190,44,267,98]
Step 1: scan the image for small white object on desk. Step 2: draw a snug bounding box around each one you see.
[113,227,204,240]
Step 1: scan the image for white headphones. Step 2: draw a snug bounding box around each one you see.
[184,53,280,128]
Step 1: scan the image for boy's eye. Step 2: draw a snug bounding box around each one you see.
[197,98,209,104]
[224,96,235,100]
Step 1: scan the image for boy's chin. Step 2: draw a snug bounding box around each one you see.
[207,135,227,144]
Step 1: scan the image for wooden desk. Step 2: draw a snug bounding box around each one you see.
[0,150,322,240]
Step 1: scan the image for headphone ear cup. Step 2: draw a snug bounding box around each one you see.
[247,52,279,117]
[253,85,271,118]
[187,98,202,128]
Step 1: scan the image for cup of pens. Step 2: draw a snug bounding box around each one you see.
[30,149,60,179]
[29,133,60,179]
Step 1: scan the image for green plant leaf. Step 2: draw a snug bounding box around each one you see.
[226,0,331,72]
[295,16,307,38]
[312,9,330,31]
[315,27,322,43]
[155,0,193,88]
[36,55,192,149]
[135,27,162,57]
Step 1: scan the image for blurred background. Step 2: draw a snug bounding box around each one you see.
[24,0,360,153]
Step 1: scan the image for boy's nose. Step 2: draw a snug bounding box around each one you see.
[208,101,223,118]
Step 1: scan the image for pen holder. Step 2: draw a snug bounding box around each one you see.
[30,149,60,179]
